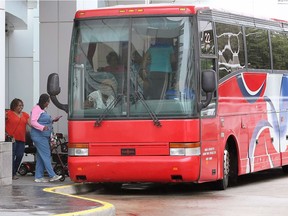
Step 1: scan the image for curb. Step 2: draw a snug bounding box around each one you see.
[44,183,116,216]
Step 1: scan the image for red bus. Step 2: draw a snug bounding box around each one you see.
[47,4,288,190]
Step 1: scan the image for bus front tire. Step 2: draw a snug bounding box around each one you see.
[102,183,123,192]
[215,148,230,190]
[215,145,238,190]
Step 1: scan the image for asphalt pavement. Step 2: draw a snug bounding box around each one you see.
[0,174,115,216]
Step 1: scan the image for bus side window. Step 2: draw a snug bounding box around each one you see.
[215,23,245,79]
[199,21,215,55]
[245,27,271,70]
[271,31,288,70]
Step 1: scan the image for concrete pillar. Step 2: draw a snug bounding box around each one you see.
[0,143,12,185]
[0,1,12,186]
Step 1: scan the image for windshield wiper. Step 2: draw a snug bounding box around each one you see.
[94,94,122,127]
[135,91,161,127]
[95,92,161,127]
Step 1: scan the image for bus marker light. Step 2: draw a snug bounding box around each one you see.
[170,142,200,148]
[68,143,89,148]
[119,8,143,13]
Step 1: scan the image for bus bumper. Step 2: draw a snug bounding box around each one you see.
[68,156,201,183]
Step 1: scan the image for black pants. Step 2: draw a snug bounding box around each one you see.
[12,141,25,176]
[144,72,168,99]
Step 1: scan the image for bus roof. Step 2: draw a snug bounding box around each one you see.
[74,3,288,30]
[75,4,208,19]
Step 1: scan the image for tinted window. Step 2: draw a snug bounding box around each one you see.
[271,31,288,70]
[245,27,271,69]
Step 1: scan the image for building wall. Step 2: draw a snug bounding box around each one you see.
[39,0,76,135]
[5,9,34,113]
[0,0,5,142]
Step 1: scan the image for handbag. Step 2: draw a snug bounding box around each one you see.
[5,134,15,142]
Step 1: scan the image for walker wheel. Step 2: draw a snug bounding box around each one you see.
[54,165,65,181]
[18,164,28,176]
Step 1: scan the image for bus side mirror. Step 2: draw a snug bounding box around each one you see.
[200,69,216,109]
[47,73,61,96]
[47,73,68,113]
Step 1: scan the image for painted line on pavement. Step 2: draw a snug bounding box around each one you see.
[44,183,115,216]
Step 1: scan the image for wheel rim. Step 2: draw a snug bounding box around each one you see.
[54,165,65,181]
[55,166,63,175]
[18,166,27,175]
[223,149,230,183]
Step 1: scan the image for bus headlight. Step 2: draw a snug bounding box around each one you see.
[68,143,89,156]
[169,142,200,156]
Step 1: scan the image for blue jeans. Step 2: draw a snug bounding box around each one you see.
[32,136,56,179]
[12,141,25,176]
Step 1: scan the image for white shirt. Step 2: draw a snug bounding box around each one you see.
[88,90,114,109]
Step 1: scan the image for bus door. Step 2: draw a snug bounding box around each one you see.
[199,59,218,182]
[197,20,219,182]
[199,110,219,182]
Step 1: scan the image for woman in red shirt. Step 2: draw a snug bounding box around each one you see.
[5,98,30,180]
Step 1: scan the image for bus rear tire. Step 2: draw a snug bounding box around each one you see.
[282,165,288,173]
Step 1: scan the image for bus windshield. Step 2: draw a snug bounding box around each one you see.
[69,16,197,119]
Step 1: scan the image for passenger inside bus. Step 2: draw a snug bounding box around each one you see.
[97,51,125,94]
[142,37,176,99]
[84,78,118,109]
[97,51,125,73]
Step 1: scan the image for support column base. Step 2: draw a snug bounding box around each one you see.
[0,142,12,185]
